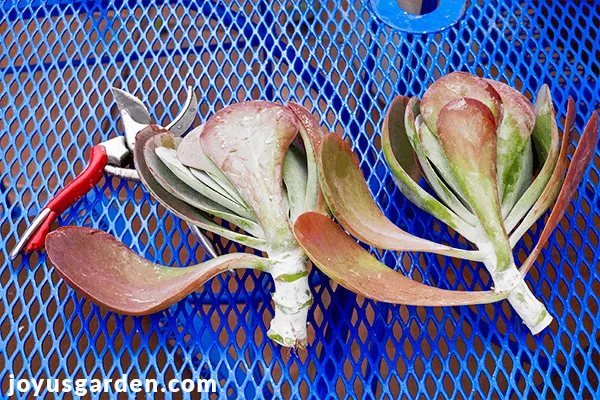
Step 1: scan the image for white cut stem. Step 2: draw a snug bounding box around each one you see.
[478,242,553,334]
[266,248,312,348]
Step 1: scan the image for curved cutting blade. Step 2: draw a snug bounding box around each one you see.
[166,85,198,136]
[110,87,152,125]
[111,87,152,151]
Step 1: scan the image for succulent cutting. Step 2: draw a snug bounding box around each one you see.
[12,73,597,348]
[130,100,325,347]
[294,72,598,334]
[13,88,325,348]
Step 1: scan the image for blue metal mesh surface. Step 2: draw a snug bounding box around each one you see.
[1,0,599,398]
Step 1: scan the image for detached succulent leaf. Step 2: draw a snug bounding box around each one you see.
[294,212,506,305]
[520,112,598,274]
[320,133,484,261]
[46,227,272,315]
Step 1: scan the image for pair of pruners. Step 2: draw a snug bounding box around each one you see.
[10,87,217,261]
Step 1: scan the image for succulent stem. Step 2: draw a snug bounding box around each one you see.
[506,281,553,334]
[266,248,312,348]
[478,241,552,334]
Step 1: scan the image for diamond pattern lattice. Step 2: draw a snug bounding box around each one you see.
[1,0,599,398]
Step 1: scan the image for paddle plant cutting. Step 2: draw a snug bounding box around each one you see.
[15,91,326,348]
[294,72,598,334]
[13,73,597,348]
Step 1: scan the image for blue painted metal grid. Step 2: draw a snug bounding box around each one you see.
[1,0,599,398]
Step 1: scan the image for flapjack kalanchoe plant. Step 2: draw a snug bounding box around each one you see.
[294,72,598,334]
[36,97,327,348]
[14,73,598,348]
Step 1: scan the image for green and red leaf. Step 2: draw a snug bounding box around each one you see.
[510,97,576,246]
[420,72,503,132]
[320,132,484,261]
[293,212,506,305]
[485,79,536,215]
[436,98,513,269]
[381,96,478,242]
[504,85,561,233]
[134,127,268,251]
[46,227,272,315]
[201,101,300,253]
[520,112,598,274]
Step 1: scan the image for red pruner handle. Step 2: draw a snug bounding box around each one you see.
[24,145,108,252]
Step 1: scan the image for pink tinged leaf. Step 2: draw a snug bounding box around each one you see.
[200,101,299,253]
[436,98,513,269]
[287,102,325,212]
[177,125,245,205]
[384,96,422,182]
[420,72,503,132]
[293,212,506,305]
[143,134,264,237]
[415,116,478,226]
[520,112,598,275]
[504,85,562,233]
[46,227,272,315]
[320,133,484,261]
[134,128,268,251]
[485,80,536,213]
[287,102,324,152]
[509,97,577,247]
[382,96,478,242]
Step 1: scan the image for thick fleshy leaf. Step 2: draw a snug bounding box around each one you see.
[320,133,484,261]
[504,85,561,233]
[181,164,239,204]
[287,102,325,212]
[155,146,256,221]
[142,134,263,238]
[436,98,513,268]
[500,140,533,217]
[201,101,299,253]
[420,72,503,132]
[383,96,421,182]
[46,227,272,315]
[177,125,246,205]
[134,128,268,251]
[293,212,507,305]
[415,116,477,224]
[520,112,598,274]
[188,167,247,207]
[485,80,536,212]
[283,144,308,223]
[510,97,576,247]
[382,96,479,242]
